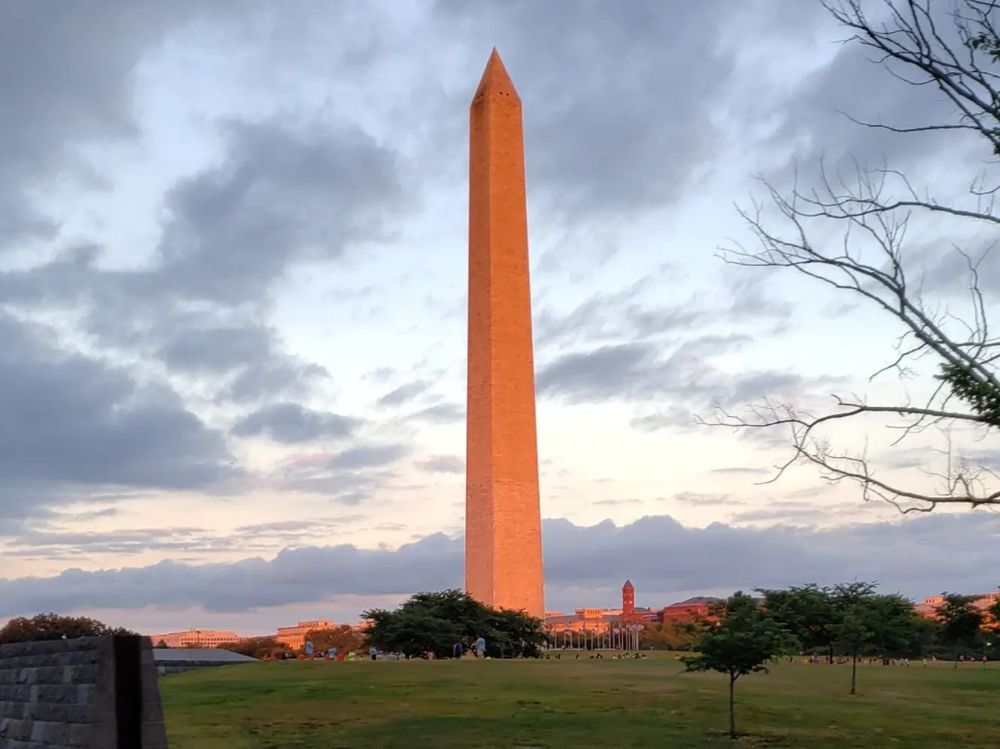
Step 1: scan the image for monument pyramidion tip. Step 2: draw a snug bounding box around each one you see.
[472,48,520,102]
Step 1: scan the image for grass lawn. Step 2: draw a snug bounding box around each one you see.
[161,655,1000,748]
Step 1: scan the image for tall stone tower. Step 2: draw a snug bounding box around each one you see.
[465,49,544,618]
[622,580,635,621]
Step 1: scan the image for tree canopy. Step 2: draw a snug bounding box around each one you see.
[758,585,838,658]
[761,581,928,694]
[936,593,985,664]
[363,590,548,659]
[304,625,365,655]
[215,636,291,660]
[0,613,136,645]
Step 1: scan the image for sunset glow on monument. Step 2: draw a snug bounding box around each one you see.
[465,50,544,618]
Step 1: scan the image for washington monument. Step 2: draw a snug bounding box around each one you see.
[465,50,545,619]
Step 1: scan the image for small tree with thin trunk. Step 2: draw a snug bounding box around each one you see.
[683,592,790,740]
[936,593,984,665]
[831,582,878,695]
[835,612,871,695]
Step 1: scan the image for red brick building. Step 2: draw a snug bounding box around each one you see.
[545,580,711,637]
[915,592,1000,628]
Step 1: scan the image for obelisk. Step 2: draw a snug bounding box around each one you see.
[465,49,544,618]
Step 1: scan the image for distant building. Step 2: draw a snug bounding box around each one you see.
[915,592,1000,624]
[149,629,242,648]
[545,607,620,635]
[275,619,335,650]
[661,598,718,623]
[544,580,661,636]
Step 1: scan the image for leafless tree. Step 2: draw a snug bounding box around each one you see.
[717,0,1000,512]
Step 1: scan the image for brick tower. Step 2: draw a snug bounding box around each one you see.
[465,49,544,618]
[622,580,635,621]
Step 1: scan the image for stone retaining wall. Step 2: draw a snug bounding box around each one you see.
[0,635,167,748]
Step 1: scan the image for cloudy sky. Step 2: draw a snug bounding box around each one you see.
[1,0,998,636]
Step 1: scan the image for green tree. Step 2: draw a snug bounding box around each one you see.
[835,612,869,696]
[831,582,878,695]
[0,613,135,645]
[936,593,984,666]
[639,620,700,651]
[217,636,290,660]
[304,625,364,656]
[758,584,837,661]
[763,581,924,695]
[683,592,791,740]
[865,593,925,662]
[363,590,548,659]
[485,607,548,659]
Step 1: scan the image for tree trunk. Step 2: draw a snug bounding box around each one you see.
[729,673,737,739]
[850,649,857,695]
[954,644,959,669]
[828,643,833,664]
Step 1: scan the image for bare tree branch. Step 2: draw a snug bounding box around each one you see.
[713,0,1000,513]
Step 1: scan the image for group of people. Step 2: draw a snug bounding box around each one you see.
[804,654,990,666]
[451,636,487,659]
[296,636,491,661]
[543,652,646,660]
[302,640,345,661]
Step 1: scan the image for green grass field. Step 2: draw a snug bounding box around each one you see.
[161,655,1000,748]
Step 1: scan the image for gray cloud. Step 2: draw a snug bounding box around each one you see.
[673,492,739,507]
[535,274,790,353]
[725,275,794,321]
[537,335,826,410]
[537,343,652,400]
[156,321,329,403]
[415,455,465,474]
[0,117,404,405]
[232,403,359,443]
[328,445,410,470]
[0,313,237,521]
[591,499,642,507]
[733,507,827,523]
[919,243,1000,297]
[156,120,405,305]
[409,403,464,424]
[3,514,376,558]
[0,1,209,245]
[4,512,999,616]
[267,444,411,501]
[234,517,366,536]
[377,380,431,408]
[156,326,271,373]
[224,360,328,404]
[434,1,759,218]
[708,467,770,477]
[631,406,696,431]
[767,10,968,176]
[5,527,256,558]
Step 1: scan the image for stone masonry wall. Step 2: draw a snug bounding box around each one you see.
[0,635,167,748]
